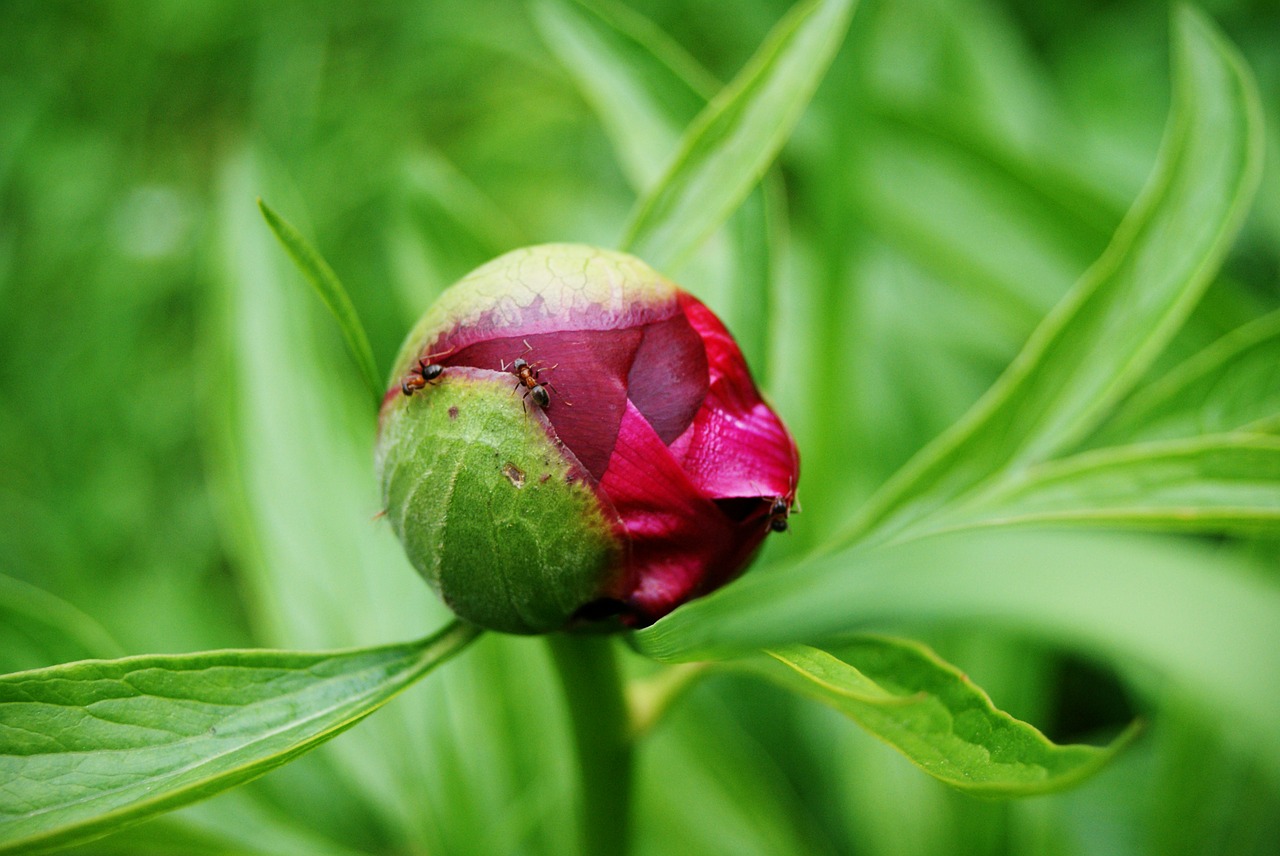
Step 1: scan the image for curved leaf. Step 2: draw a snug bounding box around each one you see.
[222,158,495,849]
[633,529,1280,777]
[619,0,856,270]
[765,638,1137,796]
[0,621,480,854]
[257,199,383,409]
[1089,310,1280,447]
[937,434,1280,535]
[0,575,123,674]
[831,7,1265,549]
[393,148,529,296]
[531,0,712,191]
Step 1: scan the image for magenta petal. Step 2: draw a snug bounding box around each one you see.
[673,398,799,501]
[677,292,757,405]
[625,314,708,445]
[600,402,767,622]
[671,292,799,500]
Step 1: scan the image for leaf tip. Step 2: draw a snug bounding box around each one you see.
[256,197,281,229]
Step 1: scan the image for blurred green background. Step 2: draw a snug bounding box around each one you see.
[2,0,1278,853]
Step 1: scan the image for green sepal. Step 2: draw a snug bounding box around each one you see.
[377,368,623,634]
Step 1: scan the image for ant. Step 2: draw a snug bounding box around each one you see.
[400,347,453,397]
[501,340,567,410]
[767,497,791,533]
[763,477,799,533]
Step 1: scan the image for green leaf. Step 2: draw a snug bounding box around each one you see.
[635,685,824,856]
[619,0,856,270]
[633,529,1280,777]
[0,575,123,674]
[765,638,1137,796]
[256,199,383,410]
[393,148,529,299]
[0,620,480,855]
[725,172,785,381]
[221,157,502,849]
[936,434,1280,535]
[67,789,374,856]
[831,7,1265,549]
[1089,310,1280,447]
[531,0,712,192]
[847,111,1111,334]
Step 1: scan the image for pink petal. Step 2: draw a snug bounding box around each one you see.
[673,399,799,500]
[671,292,800,501]
[600,402,770,622]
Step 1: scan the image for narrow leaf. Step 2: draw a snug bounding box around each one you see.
[1089,310,1280,446]
[766,638,1137,795]
[257,199,383,409]
[847,112,1111,332]
[390,150,530,316]
[0,575,123,674]
[0,620,480,854]
[619,0,856,270]
[532,0,712,191]
[938,434,1280,535]
[832,8,1264,548]
[633,529,1280,778]
[401,149,527,255]
[223,158,477,845]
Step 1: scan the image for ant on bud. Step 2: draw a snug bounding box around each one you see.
[767,497,791,533]
[502,340,568,411]
[762,476,799,533]
[400,347,453,397]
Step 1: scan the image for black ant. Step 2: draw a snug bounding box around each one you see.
[767,497,791,532]
[764,477,799,533]
[401,347,452,397]
[501,340,567,410]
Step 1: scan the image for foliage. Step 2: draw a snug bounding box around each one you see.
[2,0,1279,854]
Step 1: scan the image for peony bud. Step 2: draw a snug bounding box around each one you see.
[377,244,799,634]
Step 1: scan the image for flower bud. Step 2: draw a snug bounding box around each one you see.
[377,244,799,634]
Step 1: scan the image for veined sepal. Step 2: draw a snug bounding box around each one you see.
[378,368,625,634]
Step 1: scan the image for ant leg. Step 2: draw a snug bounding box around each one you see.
[543,381,572,407]
[420,346,454,364]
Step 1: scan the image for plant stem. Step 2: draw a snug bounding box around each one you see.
[546,634,633,856]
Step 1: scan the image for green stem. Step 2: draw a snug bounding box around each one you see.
[547,634,634,856]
